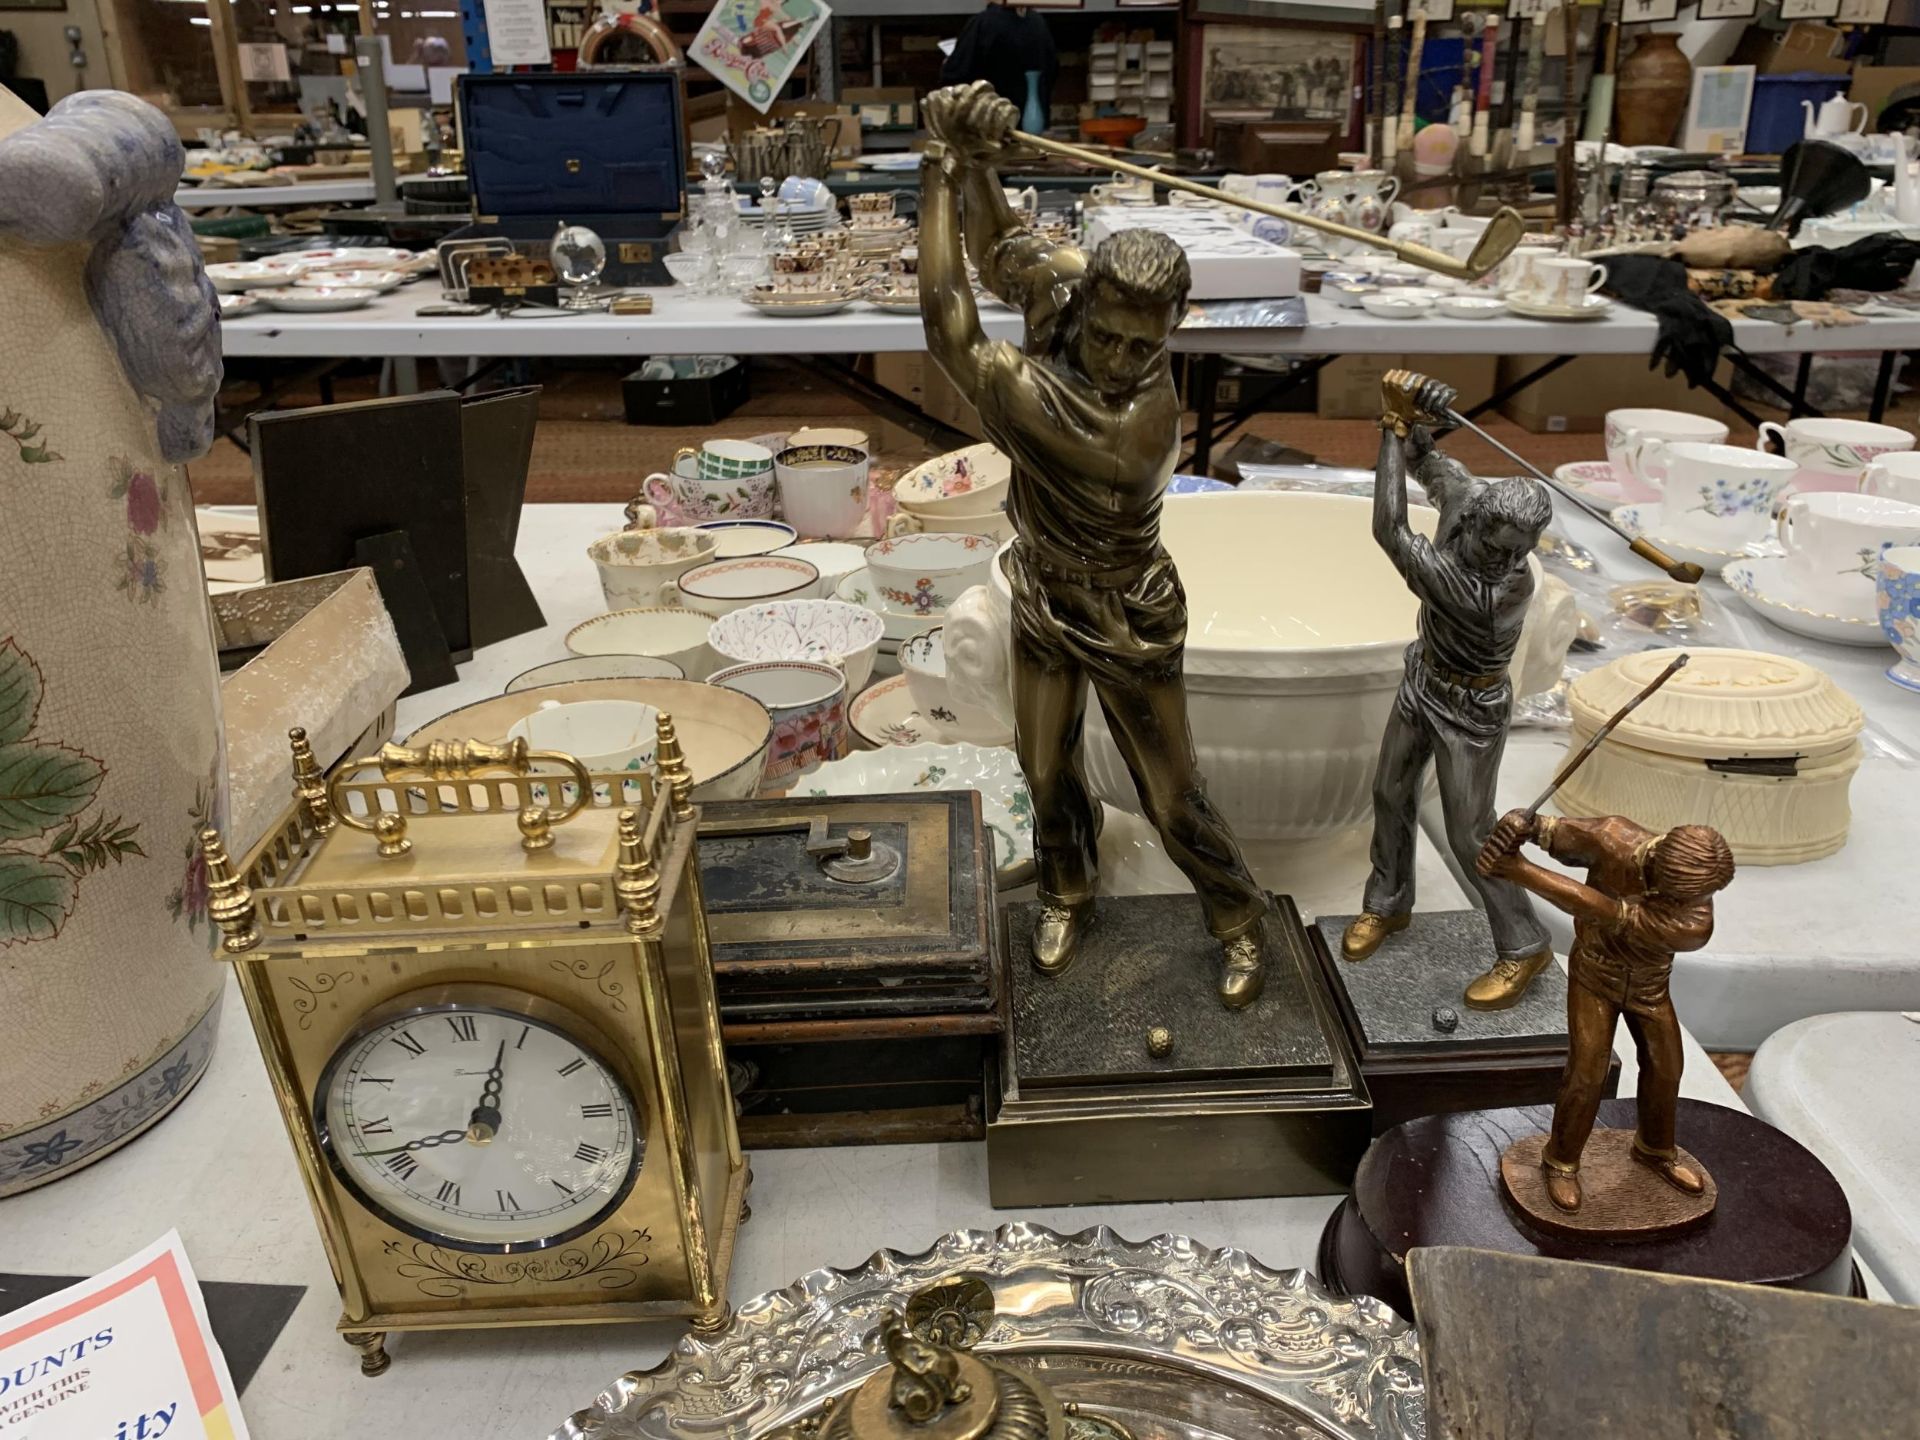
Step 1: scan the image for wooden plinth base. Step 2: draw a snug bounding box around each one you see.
[1317,1098,1857,1319]
[1499,1128,1717,1242]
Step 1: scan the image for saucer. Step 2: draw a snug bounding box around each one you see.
[1552,460,1630,514]
[261,286,378,312]
[1721,557,1885,646]
[836,567,945,642]
[848,674,928,747]
[1614,503,1762,572]
[1507,294,1613,321]
[744,292,855,317]
[1437,294,1507,320]
[867,294,923,314]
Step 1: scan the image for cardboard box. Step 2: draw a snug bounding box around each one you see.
[1849,66,1920,131]
[1495,354,1712,434]
[1733,22,1852,79]
[873,352,984,441]
[1317,354,1496,421]
[844,85,916,130]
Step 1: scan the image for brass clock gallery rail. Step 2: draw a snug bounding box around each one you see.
[195,723,746,1375]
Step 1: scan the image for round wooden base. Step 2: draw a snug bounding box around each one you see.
[1499,1129,1717,1242]
[1317,1098,1857,1320]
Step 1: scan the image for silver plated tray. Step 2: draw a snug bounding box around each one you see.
[550,1222,1424,1440]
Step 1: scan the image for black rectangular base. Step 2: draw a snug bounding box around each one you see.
[987,895,1370,1206]
[1310,911,1619,1135]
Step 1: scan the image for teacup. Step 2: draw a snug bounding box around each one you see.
[1775,491,1920,592]
[777,175,832,211]
[885,506,1015,543]
[1861,450,1920,507]
[1252,173,1314,208]
[1634,441,1799,550]
[1522,256,1606,309]
[508,698,659,803]
[1605,409,1730,501]
[893,442,1012,515]
[1876,545,1920,692]
[778,541,868,590]
[707,597,886,692]
[505,655,685,692]
[1496,244,1558,296]
[865,531,998,615]
[789,425,869,453]
[564,606,717,680]
[710,660,849,784]
[676,438,775,481]
[900,627,1012,746]
[775,444,870,538]
[674,554,821,619]
[643,467,776,523]
[587,526,717,610]
[1760,417,1916,491]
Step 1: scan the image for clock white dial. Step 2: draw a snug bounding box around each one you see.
[319,1003,639,1249]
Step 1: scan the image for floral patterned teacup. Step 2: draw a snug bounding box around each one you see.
[1759,417,1916,493]
[644,467,776,523]
[709,660,849,786]
[1604,409,1729,503]
[1776,491,1920,598]
[865,531,998,616]
[1875,545,1920,692]
[508,698,659,805]
[1635,441,1798,550]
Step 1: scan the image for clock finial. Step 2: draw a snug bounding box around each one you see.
[615,808,663,936]
[201,827,260,954]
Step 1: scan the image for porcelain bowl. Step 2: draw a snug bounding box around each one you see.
[899,627,1014,746]
[893,442,1012,515]
[587,526,718,611]
[565,606,717,679]
[944,491,1575,840]
[865,531,998,614]
[707,598,887,692]
[406,678,772,802]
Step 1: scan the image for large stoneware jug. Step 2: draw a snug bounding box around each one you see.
[0,89,227,1194]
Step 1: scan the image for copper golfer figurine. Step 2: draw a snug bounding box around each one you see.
[1478,810,1734,1219]
[1343,370,1557,1009]
[916,81,1270,1007]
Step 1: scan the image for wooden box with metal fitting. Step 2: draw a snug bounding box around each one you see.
[1559,648,1865,865]
[201,721,746,1375]
[694,792,999,1148]
[986,894,1371,1207]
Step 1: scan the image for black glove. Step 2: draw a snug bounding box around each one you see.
[1599,254,1733,390]
[1771,234,1920,301]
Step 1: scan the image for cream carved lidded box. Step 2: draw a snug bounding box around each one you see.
[0,89,227,1192]
[1559,647,1865,865]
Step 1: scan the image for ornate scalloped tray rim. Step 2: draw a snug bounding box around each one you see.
[549,1222,1423,1440]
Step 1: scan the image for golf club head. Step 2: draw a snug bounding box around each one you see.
[1462,206,1527,279]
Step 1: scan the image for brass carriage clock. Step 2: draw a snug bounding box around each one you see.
[201,721,746,1375]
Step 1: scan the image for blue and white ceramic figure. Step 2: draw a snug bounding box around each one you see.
[1876,546,1920,692]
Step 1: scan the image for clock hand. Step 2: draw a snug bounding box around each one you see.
[357,1127,468,1157]
[469,1039,506,1138]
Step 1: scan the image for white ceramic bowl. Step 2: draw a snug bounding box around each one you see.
[505,654,687,692]
[204,260,293,292]
[707,598,887,692]
[1360,292,1433,320]
[261,286,378,312]
[1438,294,1507,320]
[295,267,406,292]
[565,606,717,679]
[777,541,868,588]
[893,442,1012,515]
[943,492,1574,841]
[694,519,799,557]
[674,555,820,620]
[865,531,998,615]
[899,627,1013,746]
[588,527,718,611]
[406,678,771,802]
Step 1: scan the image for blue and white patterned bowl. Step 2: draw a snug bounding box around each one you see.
[1877,545,1920,691]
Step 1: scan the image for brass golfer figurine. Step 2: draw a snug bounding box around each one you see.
[1478,810,1733,1217]
[1343,371,1558,1009]
[917,81,1270,1007]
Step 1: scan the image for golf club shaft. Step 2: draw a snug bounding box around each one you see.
[1524,652,1690,815]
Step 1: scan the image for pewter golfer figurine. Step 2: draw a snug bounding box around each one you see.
[917,81,1270,1007]
[1343,371,1557,1009]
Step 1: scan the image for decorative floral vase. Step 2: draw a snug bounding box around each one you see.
[1613,34,1692,149]
[0,90,227,1195]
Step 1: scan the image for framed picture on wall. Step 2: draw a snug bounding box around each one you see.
[0,0,66,10]
[1697,0,1759,17]
[1421,0,1457,19]
[1199,27,1357,125]
[1682,65,1756,154]
[1620,0,1681,22]
[1837,0,1891,22]
[1778,0,1841,18]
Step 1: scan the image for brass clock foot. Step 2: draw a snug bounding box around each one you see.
[740,1164,755,1225]
[689,1304,733,1338]
[344,1330,391,1376]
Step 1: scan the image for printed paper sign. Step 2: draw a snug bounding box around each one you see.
[690,0,830,113]
[479,0,553,67]
[236,44,291,84]
[0,1233,250,1440]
